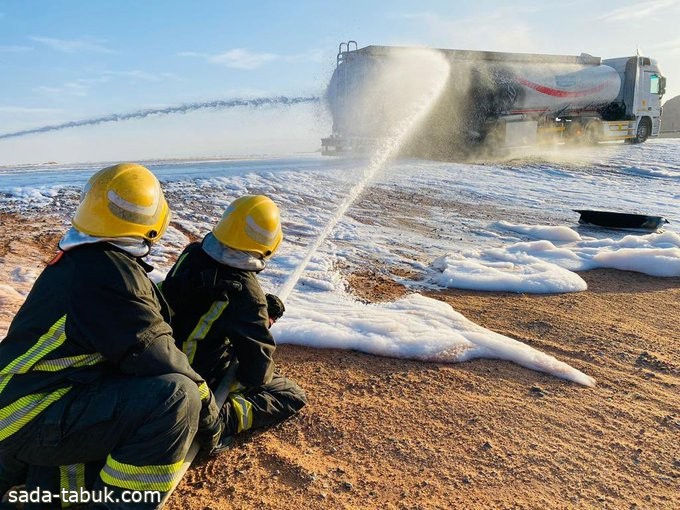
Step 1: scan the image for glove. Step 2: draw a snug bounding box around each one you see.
[195,393,224,453]
[196,418,224,453]
[265,293,285,322]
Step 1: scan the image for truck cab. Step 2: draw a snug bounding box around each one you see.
[602,56,666,142]
[637,59,665,140]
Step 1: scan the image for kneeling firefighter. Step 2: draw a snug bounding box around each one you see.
[161,195,307,451]
[0,164,223,509]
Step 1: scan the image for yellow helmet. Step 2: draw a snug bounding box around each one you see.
[72,163,170,243]
[213,195,282,258]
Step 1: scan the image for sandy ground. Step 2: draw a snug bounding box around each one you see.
[0,212,678,510]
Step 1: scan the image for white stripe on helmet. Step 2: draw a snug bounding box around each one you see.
[245,215,279,245]
[107,188,159,216]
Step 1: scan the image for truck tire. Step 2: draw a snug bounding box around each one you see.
[563,121,583,145]
[632,117,651,144]
[584,121,602,145]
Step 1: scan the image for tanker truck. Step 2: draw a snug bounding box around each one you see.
[322,41,666,157]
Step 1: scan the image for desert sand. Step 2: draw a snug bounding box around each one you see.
[0,212,678,510]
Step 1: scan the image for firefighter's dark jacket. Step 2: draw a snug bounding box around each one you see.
[161,241,275,388]
[0,242,218,443]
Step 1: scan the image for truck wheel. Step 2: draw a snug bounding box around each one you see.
[563,122,583,145]
[584,122,602,145]
[632,118,651,144]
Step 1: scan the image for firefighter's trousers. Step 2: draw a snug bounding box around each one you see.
[222,372,307,436]
[0,373,201,509]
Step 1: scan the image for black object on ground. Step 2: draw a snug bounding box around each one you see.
[574,210,669,230]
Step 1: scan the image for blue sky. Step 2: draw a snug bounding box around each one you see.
[1,0,679,164]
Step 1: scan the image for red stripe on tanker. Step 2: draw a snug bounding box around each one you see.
[516,77,611,98]
[510,64,621,113]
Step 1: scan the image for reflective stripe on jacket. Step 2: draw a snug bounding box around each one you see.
[161,241,276,387]
[0,242,213,442]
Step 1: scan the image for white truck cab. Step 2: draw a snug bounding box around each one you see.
[602,56,666,143]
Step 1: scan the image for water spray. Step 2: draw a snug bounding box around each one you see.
[0,95,320,141]
[276,52,451,303]
[159,51,450,508]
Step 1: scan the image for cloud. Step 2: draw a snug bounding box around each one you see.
[33,84,88,97]
[0,45,32,53]
[397,10,537,53]
[30,69,172,98]
[30,36,114,54]
[598,0,680,22]
[178,46,329,70]
[179,48,278,70]
[33,76,110,97]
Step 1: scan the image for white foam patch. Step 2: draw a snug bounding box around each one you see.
[494,221,582,242]
[274,290,595,387]
[593,247,680,277]
[431,228,680,293]
[5,187,60,207]
[581,230,680,250]
[432,251,587,293]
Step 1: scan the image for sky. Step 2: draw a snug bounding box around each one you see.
[1,0,679,165]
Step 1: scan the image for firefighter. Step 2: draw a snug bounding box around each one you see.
[161,195,306,451]
[0,163,223,509]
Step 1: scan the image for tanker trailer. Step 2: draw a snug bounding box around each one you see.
[322,42,666,157]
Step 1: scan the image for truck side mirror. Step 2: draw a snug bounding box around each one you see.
[659,77,667,95]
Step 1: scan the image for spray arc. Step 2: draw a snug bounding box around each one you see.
[0,95,320,141]
[277,50,451,302]
[274,47,595,388]
[159,50,451,508]
[161,48,596,507]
